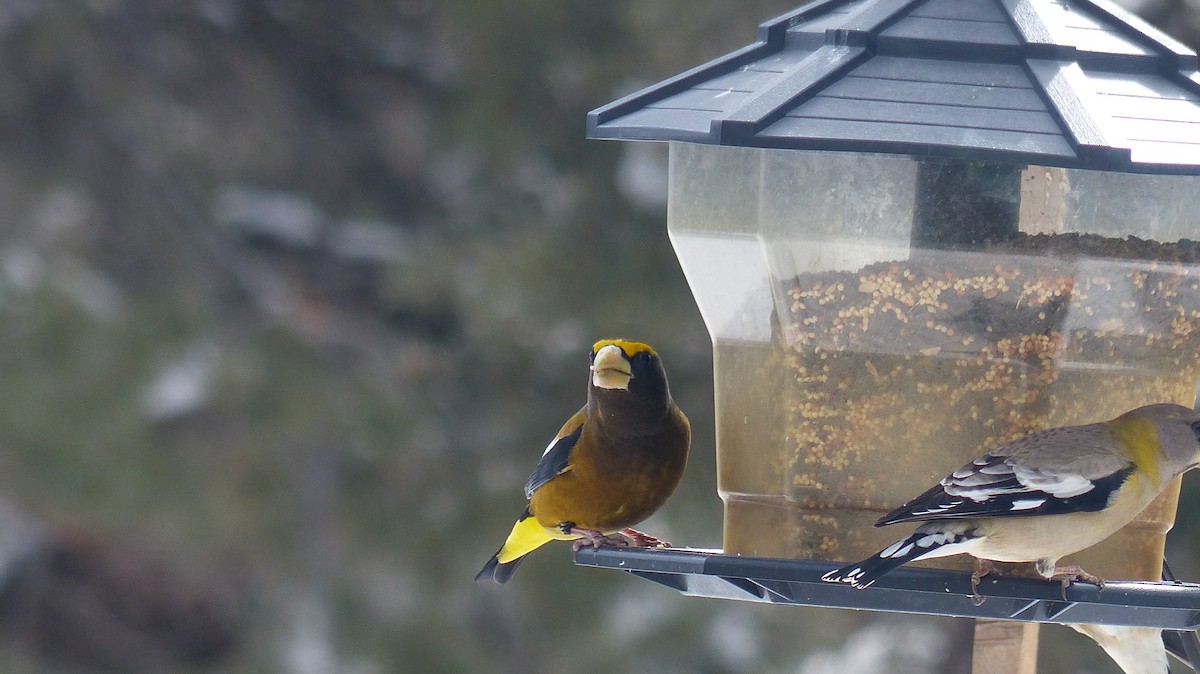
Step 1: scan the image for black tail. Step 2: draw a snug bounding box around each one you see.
[475,551,525,584]
[821,527,978,589]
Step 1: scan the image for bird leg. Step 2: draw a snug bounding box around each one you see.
[971,558,995,606]
[567,527,629,552]
[618,528,670,549]
[1035,558,1105,598]
[1049,564,1106,598]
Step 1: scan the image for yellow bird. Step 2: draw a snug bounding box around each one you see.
[475,339,690,584]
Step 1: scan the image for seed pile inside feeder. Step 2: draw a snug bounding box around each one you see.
[772,233,1200,562]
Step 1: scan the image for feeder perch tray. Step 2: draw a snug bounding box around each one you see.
[574,546,1200,669]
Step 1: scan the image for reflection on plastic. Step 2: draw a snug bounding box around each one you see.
[668,142,1200,580]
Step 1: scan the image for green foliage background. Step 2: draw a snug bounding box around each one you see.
[0,1,1197,672]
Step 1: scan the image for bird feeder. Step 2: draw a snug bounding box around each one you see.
[583,0,1200,670]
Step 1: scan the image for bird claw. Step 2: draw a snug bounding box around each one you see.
[567,527,670,552]
[619,528,671,549]
[1050,564,1105,599]
[971,559,994,606]
[568,528,629,552]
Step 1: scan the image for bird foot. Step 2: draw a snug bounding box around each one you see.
[971,558,995,606]
[569,528,629,552]
[1050,564,1105,598]
[619,528,671,549]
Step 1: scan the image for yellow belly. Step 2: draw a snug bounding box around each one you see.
[972,476,1158,564]
[530,458,683,532]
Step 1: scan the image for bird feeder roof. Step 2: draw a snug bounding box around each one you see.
[587,0,1200,175]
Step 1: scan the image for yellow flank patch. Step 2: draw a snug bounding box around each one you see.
[1105,415,1162,484]
[496,514,576,564]
[592,339,657,358]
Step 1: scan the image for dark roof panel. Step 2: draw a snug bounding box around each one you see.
[704,68,788,93]
[790,0,873,33]
[852,56,1031,88]
[751,116,1077,163]
[879,17,1020,47]
[588,0,1200,175]
[652,86,753,113]
[738,50,814,74]
[912,0,1009,22]
[793,96,1061,134]
[822,73,1046,111]
[884,0,1018,47]
[609,108,716,140]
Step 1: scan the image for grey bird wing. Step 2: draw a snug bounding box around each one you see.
[878,424,1136,526]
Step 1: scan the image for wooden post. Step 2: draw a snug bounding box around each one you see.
[972,620,1039,674]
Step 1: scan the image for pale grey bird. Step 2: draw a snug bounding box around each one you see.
[822,403,1200,600]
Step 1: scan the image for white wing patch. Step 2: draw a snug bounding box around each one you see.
[943,455,1097,503]
[1010,464,1095,499]
[878,529,975,561]
[881,437,1135,525]
[879,539,910,558]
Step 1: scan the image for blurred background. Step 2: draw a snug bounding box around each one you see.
[0,1,1197,672]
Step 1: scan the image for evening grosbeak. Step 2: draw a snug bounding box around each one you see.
[475,339,690,584]
[822,403,1200,598]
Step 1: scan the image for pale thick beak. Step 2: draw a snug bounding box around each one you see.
[591,344,632,390]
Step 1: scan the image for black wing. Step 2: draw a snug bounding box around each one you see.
[877,452,1134,526]
[523,422,584,498]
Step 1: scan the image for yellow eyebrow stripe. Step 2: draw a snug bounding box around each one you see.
[591,339,657,358]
